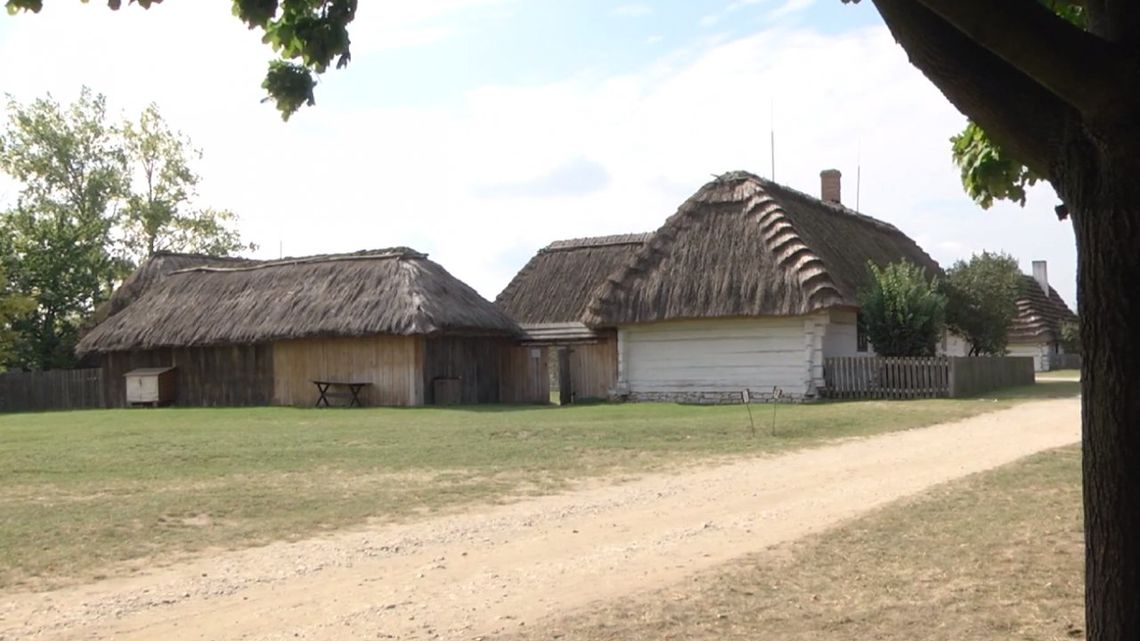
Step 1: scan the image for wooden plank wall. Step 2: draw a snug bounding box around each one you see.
[422,336,508,404]
[568,337,618,400]
[272,335,422,407]
[0,368,105,412]
[102,346,274,407]
[949,356,1035,397]
[823,356,950,400]
[824,356,1037,399]
[499,344,549,404]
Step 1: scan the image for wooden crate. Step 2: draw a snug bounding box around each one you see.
[124,366,177,406]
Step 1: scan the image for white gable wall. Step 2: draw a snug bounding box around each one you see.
[616,314,832,402]
[1008,343,1050,372]
[822,309,866,357]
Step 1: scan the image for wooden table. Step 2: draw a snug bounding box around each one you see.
[312,381,371,408]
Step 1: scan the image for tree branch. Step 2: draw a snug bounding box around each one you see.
[916,0,1127,114]
[871,0,1071,177]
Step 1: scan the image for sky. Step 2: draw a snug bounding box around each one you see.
[0,0,1078,306]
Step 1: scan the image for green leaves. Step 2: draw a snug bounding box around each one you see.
[238,0,357,120]
[8,0,357,120]
[1,89,253,369]
[262,60,317,118]
[858,261,947,357]
[943,251,1021,356]
[950,122,1041,209]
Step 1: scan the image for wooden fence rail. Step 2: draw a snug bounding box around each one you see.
[0,368,106,413]
[824,356,1035,400]
[824,356,950,400]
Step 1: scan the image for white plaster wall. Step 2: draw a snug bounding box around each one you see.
[620,317,816,398]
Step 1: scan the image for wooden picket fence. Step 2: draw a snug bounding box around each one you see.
[823,356,1035,399]
[0,368,106,413]
[824,356,950,399]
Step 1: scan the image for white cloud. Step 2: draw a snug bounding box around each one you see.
[768,0,817,20]
[611,4,653,18]
[350,0,514,54]
[0,6,1078,306]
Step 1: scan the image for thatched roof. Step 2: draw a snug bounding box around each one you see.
[495,233,650,325]
[77,248,520,354]
[583,171,942,326]
[1010,275,1077,344]
[94,252,256,323]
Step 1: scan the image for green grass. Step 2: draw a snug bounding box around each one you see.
[0,380,1078,590]
[1038,369,1081,380]
[510,445,1084,641]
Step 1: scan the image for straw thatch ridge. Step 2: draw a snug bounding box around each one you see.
[583,171,942,326]
[77,248,520,354]
[95,252,258,323]
[495,233,651,324]
[1010,275,1077,344]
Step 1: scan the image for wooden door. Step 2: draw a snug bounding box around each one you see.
[558,347,573,405]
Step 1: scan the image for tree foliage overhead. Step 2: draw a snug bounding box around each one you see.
[942,251,1022,356]
[5,0,357,120]
[858,260,947,357]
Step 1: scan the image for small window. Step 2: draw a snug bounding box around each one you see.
[856,312,869,353]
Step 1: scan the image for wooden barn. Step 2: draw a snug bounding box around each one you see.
[1009,260,1078,371]
[495,234,650,403]
[581,170,943,402]
[77,249,548,407]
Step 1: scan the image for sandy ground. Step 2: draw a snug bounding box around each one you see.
[0,397,1080,641]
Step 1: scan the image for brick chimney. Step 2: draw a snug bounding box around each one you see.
[820,169,841,204]
[1033,260,1049,294]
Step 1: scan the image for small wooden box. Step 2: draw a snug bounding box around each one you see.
[124,366,176,406]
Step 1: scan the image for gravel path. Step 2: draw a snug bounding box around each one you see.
[0,397,1080,641]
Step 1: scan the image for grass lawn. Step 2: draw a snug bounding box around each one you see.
[1039,369,1081,380]
[513,445,1084,641]
[0,380,1078,590]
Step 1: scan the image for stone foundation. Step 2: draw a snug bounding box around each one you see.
[615,389,808,404]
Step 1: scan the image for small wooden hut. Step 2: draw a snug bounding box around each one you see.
[78,248,547,407]
[495,234,650,402]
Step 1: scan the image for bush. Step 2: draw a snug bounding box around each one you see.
[859,260,947,357]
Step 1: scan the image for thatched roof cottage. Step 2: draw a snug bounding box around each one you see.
[1008,260,1078,371]
[495,234,650,401]
[499,170,943,403]
[584,170,942,402]
[79,248,548,406]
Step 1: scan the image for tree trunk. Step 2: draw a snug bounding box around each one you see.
[1068,151,1140,640]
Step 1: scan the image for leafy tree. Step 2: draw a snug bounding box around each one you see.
[0,90,251,369]
[943,251,1022,356]
[858,260,946,357]
[1060,318,1080,354]
[842,0,1138,637]
[0,265,34,370]
[0,89,127,370]
[5,0,357,120]
[120,104,252,261]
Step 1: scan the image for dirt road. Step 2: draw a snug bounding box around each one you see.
[0,397,1080,641]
